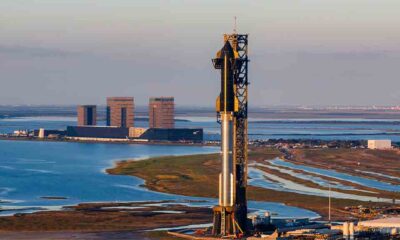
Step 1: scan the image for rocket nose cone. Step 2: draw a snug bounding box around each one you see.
[223,41,233,50]
[222,41,234,57]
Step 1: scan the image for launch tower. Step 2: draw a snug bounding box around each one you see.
[212,33,249,237]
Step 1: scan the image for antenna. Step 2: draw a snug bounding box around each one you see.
[233,16,237,34]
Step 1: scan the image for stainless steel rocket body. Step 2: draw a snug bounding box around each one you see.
[215,41,236,208]
[219,112,234,207]
[212,34,249,236]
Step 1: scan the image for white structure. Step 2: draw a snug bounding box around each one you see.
[38,128,45,139]
[368,140,392,150]
[349,222,355,236]
[358,217,400,228]
[13,130,28,136]
[342,222,349,236]
[358,217,400,235]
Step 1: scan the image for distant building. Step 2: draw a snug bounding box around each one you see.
[359,217,400,228]
[38,128,45,139]
[66,126,202,142]
[77,105,97,126]
[368,140,392,150]
[34,129,66,138]
[149,97,174,128]
[106,97,134,128]
[129,127,148,138]
[139,128,202,142]
[67,126,129,139]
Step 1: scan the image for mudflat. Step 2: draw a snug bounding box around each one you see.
[0,201,208,239]
[107,147,398,221]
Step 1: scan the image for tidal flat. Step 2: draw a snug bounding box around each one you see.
[108,147,399,221]
[1,141,399,239]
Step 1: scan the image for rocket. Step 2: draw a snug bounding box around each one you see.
[213,41,240,210]
[214,41,238,208]
[211,38,243,236]
[212,33,249,237]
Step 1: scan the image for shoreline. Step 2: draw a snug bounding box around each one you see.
[0,201,210,240]
[0,136,217,147]
[106,148,399,221]
[1,144,399,238]
[106,152,331,219]
[0,149,319,237]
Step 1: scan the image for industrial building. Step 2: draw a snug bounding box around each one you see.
[139,128,202,142]
[106,97,134,128]
[66,126,203,142]
[368,139,392,150]
[149,97,175,128]
[358,217,400,234]
[67,126,129,139]
[77,105,97,126]
[129,127,147,138]
[43,96,203,143]
[33,129,66,138]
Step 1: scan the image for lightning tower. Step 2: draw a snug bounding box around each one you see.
[212,32,249,237]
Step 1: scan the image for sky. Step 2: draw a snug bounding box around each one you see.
[1,0,400,107]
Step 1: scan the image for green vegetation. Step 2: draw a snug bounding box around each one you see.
[107,147,383,220]
[108,153,221,198]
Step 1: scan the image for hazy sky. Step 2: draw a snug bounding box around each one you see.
[1,0,400,106]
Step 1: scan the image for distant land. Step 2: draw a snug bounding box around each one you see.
[1,105,400,120]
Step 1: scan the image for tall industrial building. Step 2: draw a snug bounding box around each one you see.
[77,105,97,126]
[106,97,134,128]
[149,97,174,128]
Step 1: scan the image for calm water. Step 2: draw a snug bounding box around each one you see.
[1,116,400,141]
[270,159,400,192]
[0,140,318,219]
[2,116,397,218]
[0,140,216,207]
[178,117,400,141]
[248,166,398,203]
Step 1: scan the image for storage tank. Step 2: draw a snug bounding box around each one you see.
[368,140,392,150]
[343,222,350,237]
[38,128,45,139]
[349,222,355,236]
